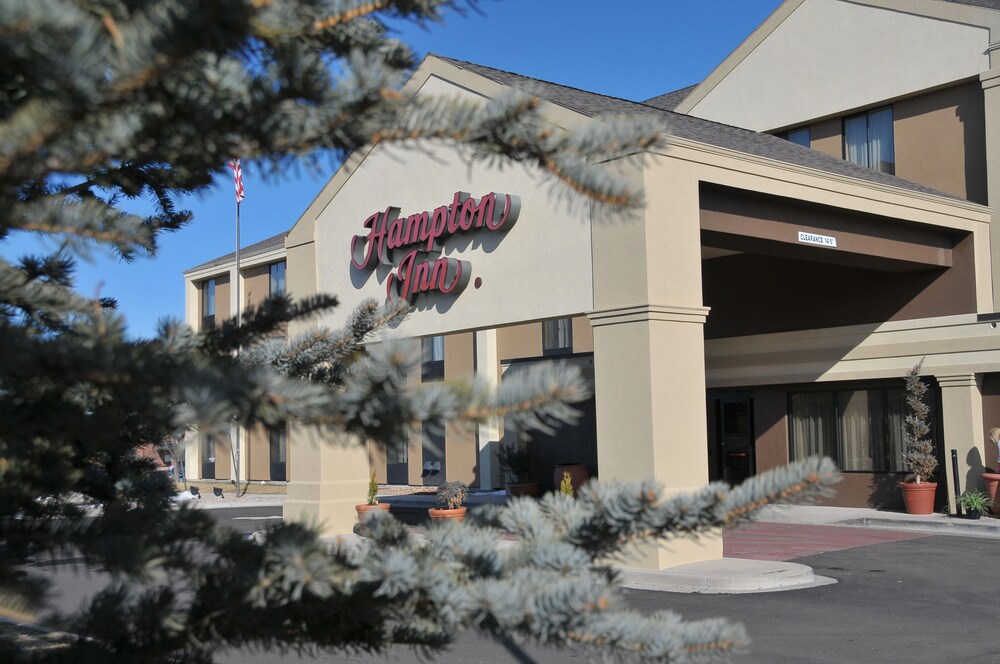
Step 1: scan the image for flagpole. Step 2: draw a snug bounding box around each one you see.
[227,158,245,497]
[234,196,241,495]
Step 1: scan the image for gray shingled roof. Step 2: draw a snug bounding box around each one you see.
[643,85,698,111]
[184,231,288,274]
[435,55,957,200]
[944,0,1000,10]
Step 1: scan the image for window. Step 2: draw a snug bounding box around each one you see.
[789,386,912,472]
[202,278,216,329]
[781,127,810,147]
[843,106,894,174]
[269,426,287,481]
[269,261,286,297]
[542,318,573,355]
[421,335,445,382]
[201,434,216,479]
[387,439,408,465]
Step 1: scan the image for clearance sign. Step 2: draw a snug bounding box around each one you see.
[350,191,520,302]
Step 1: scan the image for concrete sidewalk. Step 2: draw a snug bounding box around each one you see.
[620,504,1000,594]
[210,489,1000,594]
[377,493,1000,594]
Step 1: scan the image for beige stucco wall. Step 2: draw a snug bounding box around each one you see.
[794,82,988,205]
[684,0,990,132]
[247,423,269,481]
[497,323,541,361]
[895,82,988,204]
[809,117,841,159]
[242,264,270,311]
[214,275,230,326]
[311,76,594,339]
[571,316,594,353]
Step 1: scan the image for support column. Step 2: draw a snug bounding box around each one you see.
[184,434,200,481]
[589,305,719,568]
[284,424,369,536]
[475,329,501,489]
[936,373,986,513]
[588,157,720,569]
[979,67,1000,309]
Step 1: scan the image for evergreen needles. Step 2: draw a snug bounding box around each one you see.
[0,2,842,662]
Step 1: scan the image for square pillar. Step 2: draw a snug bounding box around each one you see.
[284,423,370,536]
[936,373,986,513]
[589,305,721,569]
[979,67,1000,309]
[475,328,501,489]
[588,158,721,569]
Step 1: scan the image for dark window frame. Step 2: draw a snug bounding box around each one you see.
[781,126,810,147]
[268,425,287,481]
[269,261,286,298]
[421,336,445,382]
[542,318,573,356]
[842,105,895,175]
[788,384,923,474]
[201,278,217,329]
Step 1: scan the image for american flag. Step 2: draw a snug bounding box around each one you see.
[227,159,245,204]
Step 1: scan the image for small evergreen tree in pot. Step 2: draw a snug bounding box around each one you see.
[429,481,468,521]
[356,471,389,520]
[900,361,939,513]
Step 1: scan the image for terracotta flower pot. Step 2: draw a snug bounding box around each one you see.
[899,481,937,515]
[554,463,589,496]
[983,472,1000,513]
[355,503,391,521]
[428,507,467,522]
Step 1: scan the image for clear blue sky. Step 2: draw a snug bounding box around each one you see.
[7,0,783,338]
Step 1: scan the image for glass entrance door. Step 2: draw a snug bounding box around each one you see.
[715,395,755,486]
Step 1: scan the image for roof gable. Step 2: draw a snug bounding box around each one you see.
[676,0,995,131]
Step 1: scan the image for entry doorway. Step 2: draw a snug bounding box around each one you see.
[711,393,755,486]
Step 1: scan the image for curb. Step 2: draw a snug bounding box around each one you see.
[836,516,1000,538]
[619,559,836,594]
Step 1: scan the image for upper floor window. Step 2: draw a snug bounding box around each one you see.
[542,318,573,355]
[843,106,894,175]
[421,335,445,382]
[269,261,286,297]
[781,127,810,147]
[201,278,216,329]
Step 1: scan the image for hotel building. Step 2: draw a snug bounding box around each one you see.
[185,0,1000,569]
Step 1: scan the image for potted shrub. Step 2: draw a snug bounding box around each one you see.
[955,490,994,520]
[900,361,938,515]
[496,440,539,497]
[429,481,468,522]
[983,427,1000,512]
[355,471,390,521]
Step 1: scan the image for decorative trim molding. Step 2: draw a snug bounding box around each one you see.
[588,304,711,327]
[934,373,982,390]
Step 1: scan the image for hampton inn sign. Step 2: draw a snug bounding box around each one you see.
[349,191,521,302]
